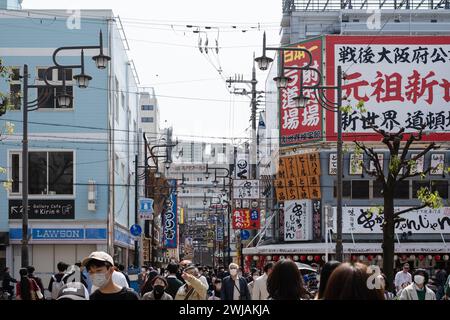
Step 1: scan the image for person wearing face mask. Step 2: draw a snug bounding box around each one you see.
[399,269,436,300]
[142,276,173,300]
[82,251,139,300]
[208,279,222,300]
[221,263,251,300]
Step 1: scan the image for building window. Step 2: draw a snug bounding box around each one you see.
[394,180,409,199]
[431,180,448,199]
[11,154,20,193]
[141,105,154,111]
[333,180,351,198]
[141,117,154,123]
[10,151,73,195]
[351,180,370,199]
[197,177,202,182]
[412,180,429,199]
[121,93,125,110]
[36,67,73,109]
[373,180,384,198]
[9,67,21,110]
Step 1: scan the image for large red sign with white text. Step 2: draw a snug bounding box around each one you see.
[325,36,450,142]
[280,38,323,145]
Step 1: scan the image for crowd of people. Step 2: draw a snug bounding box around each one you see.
[1,250,450,300]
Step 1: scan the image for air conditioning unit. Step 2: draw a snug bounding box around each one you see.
[88,180,96,211]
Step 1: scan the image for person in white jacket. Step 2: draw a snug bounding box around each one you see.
[252,262,274,300]
[399,269,436,300]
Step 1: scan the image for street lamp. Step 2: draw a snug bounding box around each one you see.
[20,30,110,267]
[256,32,344,262]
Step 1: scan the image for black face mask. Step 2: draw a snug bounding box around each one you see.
[154,285,165,295]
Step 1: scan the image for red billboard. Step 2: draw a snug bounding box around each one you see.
[232,209,260,230]
[325,36,450,142]
[280,37,323,145]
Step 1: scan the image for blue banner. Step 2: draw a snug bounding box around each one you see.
[163,180,177,248]
[9,228,107,241]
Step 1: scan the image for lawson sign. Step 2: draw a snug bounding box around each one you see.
[9,228,107,241]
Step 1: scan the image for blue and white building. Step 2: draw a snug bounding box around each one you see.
[0,2,144,283]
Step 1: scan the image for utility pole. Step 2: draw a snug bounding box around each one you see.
[225,55,258,179]
[226,56,259,271]
[134,154,139,267]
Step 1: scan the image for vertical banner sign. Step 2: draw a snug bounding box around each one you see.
[284,200,312,241]
[235,153,249,179]
[277,157,287,180]
[349,153,363,175]
[279,205,285,240]
[163,180,177,248]
[312,200,321,241]
[275,179,287,202]
[369,154,384,173]
[326,36,450,142]
[232,209,259,230]
[430,153,445,175]
[410,153,424,174]
[329,153,337,175]
[281,38,323,145]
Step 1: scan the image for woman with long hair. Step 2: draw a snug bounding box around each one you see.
[16,268,41,300]
[266,259,308,300]
[316,260,341,299]
[322,262,385,300]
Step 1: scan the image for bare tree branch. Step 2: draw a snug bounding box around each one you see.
[354,140,386,185]
[393,203,429,219]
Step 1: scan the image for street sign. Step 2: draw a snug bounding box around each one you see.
[241,230,250,240]
[139,198,154,220]
[130,224,142,237]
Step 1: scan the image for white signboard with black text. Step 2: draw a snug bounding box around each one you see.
[430,153,445,175]
[284,200,312,241]
[332,206,450,234]
[235,153,249,179]
[369,154,384,173]
[233,180,260,199]
[329,153,337,175]
[410,153,424,174]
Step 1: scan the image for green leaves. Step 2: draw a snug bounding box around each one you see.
[388,155,401,173]
[417,187,443,209]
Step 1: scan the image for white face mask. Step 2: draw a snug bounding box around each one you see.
[414,275,425,285]
[229,269,238,276]
[91,272,110,288]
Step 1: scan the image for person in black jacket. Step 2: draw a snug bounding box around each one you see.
[118,264,131,287]
[221,263,251,300]
[2,267,17,299]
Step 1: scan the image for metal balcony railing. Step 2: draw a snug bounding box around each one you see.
[283,0,450,12]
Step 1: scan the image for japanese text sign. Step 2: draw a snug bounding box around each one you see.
[326,36,450,142]
[281,38,323,145]
[284,200,312,241]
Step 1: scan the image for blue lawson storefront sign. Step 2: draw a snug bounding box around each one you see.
[9,228,107,241]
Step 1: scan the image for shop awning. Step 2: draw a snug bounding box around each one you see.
[243,242,450,255]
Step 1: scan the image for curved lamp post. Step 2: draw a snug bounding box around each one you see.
[255,32,344,262]
[21,30,110,267]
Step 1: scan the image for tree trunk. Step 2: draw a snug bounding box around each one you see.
[382,191,395,293]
